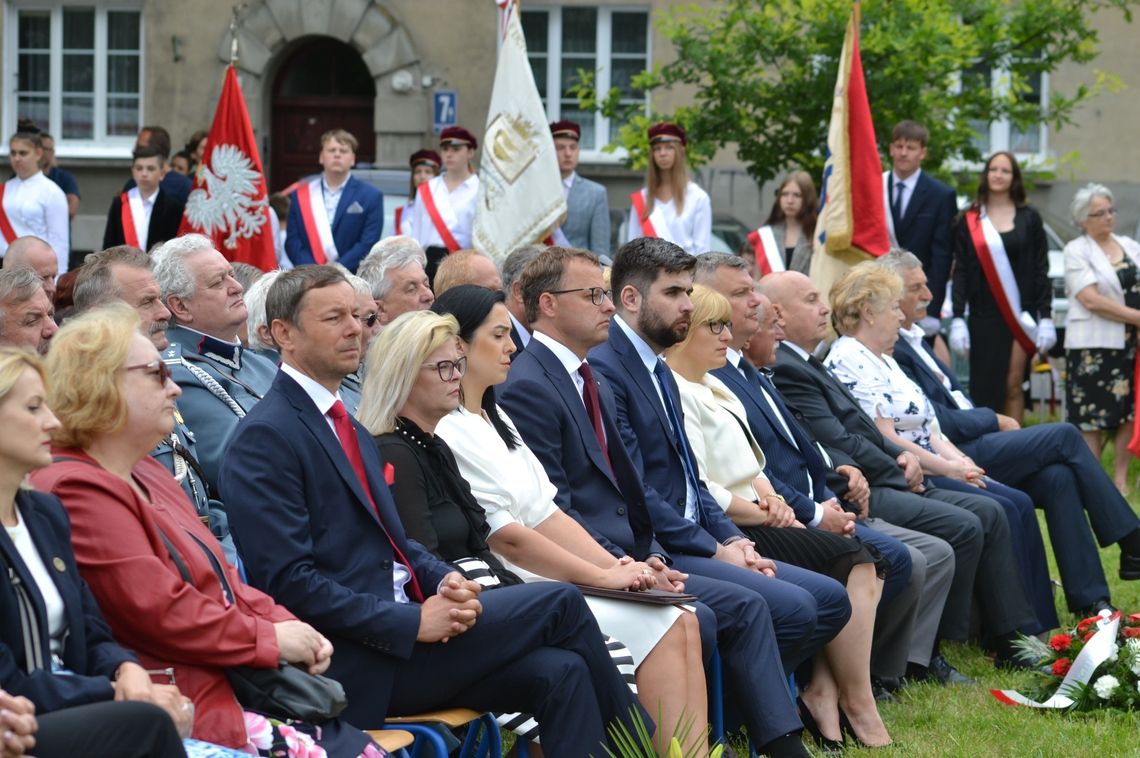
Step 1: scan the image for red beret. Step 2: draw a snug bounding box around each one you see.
[648,121,686,146]
[409,149,441,169]
[549,120,581,141]
[439,126,477,150]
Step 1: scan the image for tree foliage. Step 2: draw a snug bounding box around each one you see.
[579,0,1134,187]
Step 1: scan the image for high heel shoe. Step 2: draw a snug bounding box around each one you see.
[796,697,844,754]
[838,708,894,749]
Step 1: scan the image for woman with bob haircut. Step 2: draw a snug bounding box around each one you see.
[30,305,380,757]
[625,122,712,255]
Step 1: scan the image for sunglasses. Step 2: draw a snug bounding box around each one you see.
[363,312,380,328]
[125,360,172,387]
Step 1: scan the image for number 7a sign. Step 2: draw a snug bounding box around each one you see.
[432,90,458,134]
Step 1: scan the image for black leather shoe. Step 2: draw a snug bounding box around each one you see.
[1076,599,1117,618]
[928,655,976,685]
[796,697,844,754]
[871,676,899,702]
[1121,551,1140,580]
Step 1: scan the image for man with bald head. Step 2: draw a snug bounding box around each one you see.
[433,248,503,296]
[3,236,58,301]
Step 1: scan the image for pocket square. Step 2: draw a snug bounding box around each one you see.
[346,201,364,214]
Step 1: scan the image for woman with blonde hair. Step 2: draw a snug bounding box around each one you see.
[30,305,380,757]
[625,122,712,254]
[746,171,819,275]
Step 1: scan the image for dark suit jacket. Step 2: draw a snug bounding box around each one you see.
[891,171,958,316]
[892,335,999,444]
[771,343,909,490]
[0,490,134,713]
[588,319,743,556]
[951,205,1051,322]
[498,338,663,561]
[218,370,453,721]
[102,188,186,251]
[285,176,384,272]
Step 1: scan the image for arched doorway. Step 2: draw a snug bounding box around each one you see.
[270,37,376,191]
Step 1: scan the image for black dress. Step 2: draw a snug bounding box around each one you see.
[952,205,1051,413]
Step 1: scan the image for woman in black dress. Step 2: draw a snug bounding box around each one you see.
[950,151,1052,419]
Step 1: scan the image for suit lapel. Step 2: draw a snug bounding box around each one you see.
[897,174,929,232]
[330,178,354,231]
[609,322,675,448]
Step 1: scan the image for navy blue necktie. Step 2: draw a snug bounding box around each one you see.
[653,359,705,525]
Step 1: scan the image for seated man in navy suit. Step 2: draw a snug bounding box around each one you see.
[586,239,851,676]
[218,265,643,756]
[498,245,812,758]
[285,129,383,272]
[883,248,1140,614]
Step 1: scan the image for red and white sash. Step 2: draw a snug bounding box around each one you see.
[417,181,461,252]
[543,226,571,247]
[966,208,1036,354]
[394,205,404,236]
[119,188,148,250]
[296,179,337,264]
[0,184,17,245]
[747,225,785,276]
[629,189,673,243]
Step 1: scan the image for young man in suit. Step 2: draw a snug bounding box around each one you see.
[122,126,192,205]
[884,249,1140,614]
[761,271,1038,669]
[102,144,185,252]
[217,265,644,754]
[285,129,383,272]
[498,245,812,758]
[550,121,611,259]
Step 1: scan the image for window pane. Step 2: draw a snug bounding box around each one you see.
[17,96,49,131]
[561,57,595,99]
[108,56,140,93]
[521,11,547,53]
[63,8,95,49]
[63,54,95,92]
[560,105,595,147]
[969,119,991,155]
[611,12,648,54]
[611,59,644,98]
[530,57,547,99]
[62,95,94,139]
[18,54,50,91]
[107,11,140,51]
[562,8,597,54]
[107,96,140,137]
[18,11,50,49]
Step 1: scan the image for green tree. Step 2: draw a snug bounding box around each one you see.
[579,0,1132,187]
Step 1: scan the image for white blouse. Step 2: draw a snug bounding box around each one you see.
[825,335,937,450]
[1,172,70,271]
[625,181,712,255]
[5,506,66,657]
[407,174,478,249]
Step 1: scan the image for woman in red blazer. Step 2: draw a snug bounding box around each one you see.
[30,305,379,757]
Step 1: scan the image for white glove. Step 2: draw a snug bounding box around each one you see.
[1036,318,1057,354]
[918,315,942,338]
[949,318,970,356]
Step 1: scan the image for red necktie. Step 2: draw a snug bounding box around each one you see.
[578,362,612,472]
[327,400,424,602]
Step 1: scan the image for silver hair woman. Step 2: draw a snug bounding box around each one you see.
[1062,182,1140,493]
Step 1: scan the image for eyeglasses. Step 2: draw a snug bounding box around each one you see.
[363,312,380,328]
[548,287,613,306]
[422,356,467,381]
[125,360,172,387]
[1087,207,1117,219]
[704,320,732,335]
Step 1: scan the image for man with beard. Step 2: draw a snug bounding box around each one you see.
[588,238,851,682]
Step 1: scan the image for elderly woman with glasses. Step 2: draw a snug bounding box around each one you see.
[29,305,379,757]
[1063,183,1140,493]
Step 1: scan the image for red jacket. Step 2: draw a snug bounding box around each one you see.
[32,451,294,748]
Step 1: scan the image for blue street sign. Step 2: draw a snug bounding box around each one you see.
[432,90,458,134]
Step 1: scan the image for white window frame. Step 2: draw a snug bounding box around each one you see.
[526,5,651,163]
[2,0,145,159]
[947,64,1053,172]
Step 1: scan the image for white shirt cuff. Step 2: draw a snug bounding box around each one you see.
[808,502,825,528]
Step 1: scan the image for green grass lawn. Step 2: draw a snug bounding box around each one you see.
[834,443,1140,758]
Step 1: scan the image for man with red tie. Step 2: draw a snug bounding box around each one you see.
[102,144,185,252]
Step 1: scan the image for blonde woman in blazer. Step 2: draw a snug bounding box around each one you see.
[1063,182,1140,492]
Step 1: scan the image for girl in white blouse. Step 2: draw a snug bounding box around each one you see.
[428,285,709,756]
[625,122,712,255]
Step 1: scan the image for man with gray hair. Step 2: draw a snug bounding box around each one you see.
[152,233,278,491]
[3,236,59,301]
[356,235,434,326]
[0,265,57,353]
[243,269,285,361]
[500,243,546,354]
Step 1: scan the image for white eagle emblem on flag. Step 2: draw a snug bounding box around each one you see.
[185,144,268,249]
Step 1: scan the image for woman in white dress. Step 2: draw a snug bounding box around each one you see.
[419,285,709,756]
[625,122,712,255]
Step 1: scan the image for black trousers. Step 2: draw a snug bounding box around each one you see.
[33,700,186,758]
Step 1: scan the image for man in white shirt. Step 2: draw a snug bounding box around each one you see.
[3,236,58,301]
[1,132,69,273]
[102,144,185,252]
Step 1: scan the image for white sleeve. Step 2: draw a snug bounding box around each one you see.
[44,186,70,271]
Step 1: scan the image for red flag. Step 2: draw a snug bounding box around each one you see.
[179,65,276,270]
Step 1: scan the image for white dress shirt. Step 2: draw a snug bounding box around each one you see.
[533,330,584,398]
[890,169,921,219]
[625,181,713,255]
[280,362,412,603]
[510,311,532,349]
[6,506,66,657]
[0,172,69,271]
[561,172,576,199]
[408,173,479,249]
[322,177,345,223]
[899,324,973,410]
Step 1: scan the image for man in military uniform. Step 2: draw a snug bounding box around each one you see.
[152,234,278,492]
[71,244,240,563]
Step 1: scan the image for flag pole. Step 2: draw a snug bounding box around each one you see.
[229,4,242,67]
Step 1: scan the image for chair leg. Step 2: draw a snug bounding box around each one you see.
[709,648,725,746]
[386,724,450,758]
